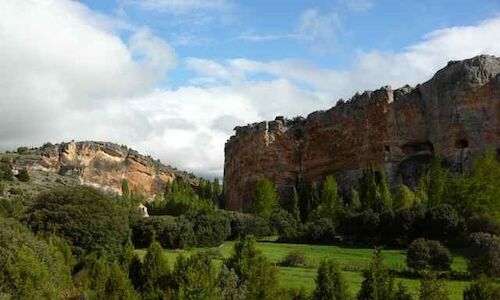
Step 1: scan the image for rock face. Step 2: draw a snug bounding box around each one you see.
[224,55,500,211]
[14,141,192,197]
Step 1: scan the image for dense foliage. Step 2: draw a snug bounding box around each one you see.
[407,239,453,272]
[24,186,130,258]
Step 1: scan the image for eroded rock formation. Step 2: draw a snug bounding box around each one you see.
[14,141,192,197]
[224,55,500,211]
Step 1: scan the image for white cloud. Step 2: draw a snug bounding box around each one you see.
[297,8,342,54]
[1,0,500,179]
[125,0,229,13]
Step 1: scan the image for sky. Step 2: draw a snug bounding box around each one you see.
[1,0,500,178]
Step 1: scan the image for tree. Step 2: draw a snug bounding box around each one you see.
[0,219,73,299]
[463,275,500,300]
[24,186,130,258]
[392,185,416,210]
[105,262,139,300]
[418,272,449,300]
[0,162,13,181]
[289,186,301,222]
[16,169,30,182]
[319,175,344,223]
[445,149,500,219]
[186,208,230,247]
[121,179,130,202]
[224,235,280,300]
[406,239,452,272]
[218,266,247,300]
[424,204,460,245]
[312,258,351,300]
[426,155,448,206]
[248,177,280,219]
[172,253,219,299]
[141,242,170,299]
[358,248,394,300]
[466,233,500,277]
[350,189,362,212]
[393,282,413,300]
[359,167,392,213]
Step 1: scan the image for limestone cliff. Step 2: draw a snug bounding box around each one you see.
[13,141,193,197]
[224,55,500,211]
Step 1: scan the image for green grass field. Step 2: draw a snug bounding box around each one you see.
[136,241,472,299]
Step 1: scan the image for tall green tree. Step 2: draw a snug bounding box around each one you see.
[319,175,344,223]
[224,236,280,300]
[172,253,219,299]
[248,177,280,219]
[428,155,447,206]
[463,275,500,300]
[392,185,416,210]
[357,248,395,300]
[418,271,449,300]
[445,149,500,219]
[359,167,392,213]
[289,186,301,222]
[121,179,130,202]
[312,258,351,300]
[141,242,170,299]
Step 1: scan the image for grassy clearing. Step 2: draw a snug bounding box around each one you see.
[136,240,471,299]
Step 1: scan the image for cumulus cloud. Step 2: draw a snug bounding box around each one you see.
[1,0,500,178]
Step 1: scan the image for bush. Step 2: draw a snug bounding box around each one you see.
[227,211,272,239]
[270,208,299,237]
[407,238,452,272]
[279,250,307,267]
[131,216,196,249]
[0,219,73,299]
[171,253,219,299]
[187,208,230,247]
[302,218,336,244]
[17,146,29,154]
[225,235,280,300]
[467,215,500,236]
[418,271,449,300]
[341,209,379,243]
[423,204,461,245]
[17,169,30,182]
[0,163,13,181]
[466,232,500,277]
[463,275,500,300]
[24,186,130,258]
[312,258,351,300]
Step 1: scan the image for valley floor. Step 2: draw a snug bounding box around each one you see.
[136,240,472,299]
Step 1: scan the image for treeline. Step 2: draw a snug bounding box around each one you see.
[246,150,500,248]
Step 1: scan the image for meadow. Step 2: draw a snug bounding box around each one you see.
[137,241,471,299]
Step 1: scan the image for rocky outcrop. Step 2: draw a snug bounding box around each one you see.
[224,55,500,211]
[14,141,193,197]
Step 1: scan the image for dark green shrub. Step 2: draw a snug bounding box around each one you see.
[171,253,219,299]
[24,186,130,258]
[17,147,28,154]
[463,275,500,300]
[279,250,307,267]
[466,232,500,277]
[225,235,280,300]
[424,204,461,245]
[467,215,500,236]
[17,169,30,182]
[131,216,196,249]
[187,208,230,247]
[302,218,336,244]
[270,208,299,237]
[0,163,14,181]
[312,258,351,300]
[227,211,272,239]
[357,248,395,300]
[418,271,449,300]
[0,219,73,299]
[407,238,452,272]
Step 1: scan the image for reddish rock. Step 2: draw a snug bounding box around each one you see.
[224,55,500,211]
[15,141,193,197]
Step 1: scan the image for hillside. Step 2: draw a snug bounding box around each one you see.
[0,141,195,199]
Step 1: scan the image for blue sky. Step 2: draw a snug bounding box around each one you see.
[1,0,500,177]
[81,0,500,87]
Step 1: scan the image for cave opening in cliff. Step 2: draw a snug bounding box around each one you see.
[455,138,469,149]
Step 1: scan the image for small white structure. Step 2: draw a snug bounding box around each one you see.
[138,203,149,218]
